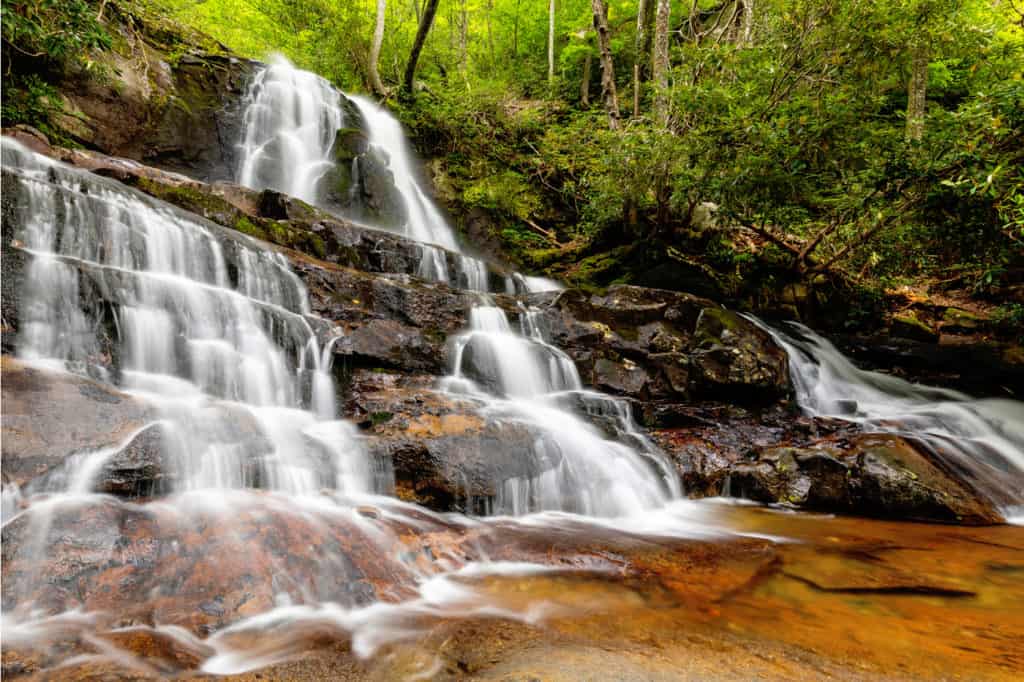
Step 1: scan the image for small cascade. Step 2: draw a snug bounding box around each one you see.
[236,54,343,206]
[347,95,458,252]
[442,304,679,516]
[512,272,564,294]
[3,138,367,496]
[764,320,1024,517]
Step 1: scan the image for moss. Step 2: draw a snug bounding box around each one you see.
[234,216,268,241]
[309,234,328,259]
[570,247,632,290]
[370,411,394,426]
[422,328,447,344]
[892,313,938,341]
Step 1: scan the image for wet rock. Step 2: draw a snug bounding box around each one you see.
[690,307,789,403]
[293,260,516,374]
[533,284,789,404]
[6,135,513,289]
[593,357,649,396]
[1,357,156,490]
[725,434,1003,524]
[0,493,397,635]
[347,370,549,512]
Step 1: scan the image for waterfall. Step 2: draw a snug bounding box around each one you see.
[347,95,458,252]
[236,54,343,206]
[3,138,367,496]
[442,305,679,516]
[234,58,503,290]
[763,320,1024,518]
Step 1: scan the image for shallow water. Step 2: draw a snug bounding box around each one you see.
[4,499,1021,680]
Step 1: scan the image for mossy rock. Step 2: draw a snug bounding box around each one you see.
[941,307,987,333]
[891,313,938,342]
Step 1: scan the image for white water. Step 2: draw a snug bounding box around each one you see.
[3,137,365,495]
[347,94,458,252]
[235,58,506,291]
[1,125,693,672]
[2,62,718,676]
[236,54,343,206]
[763,320,1024,518]
[442,305,680,515]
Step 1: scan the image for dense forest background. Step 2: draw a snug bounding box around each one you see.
[3,0,1023,333]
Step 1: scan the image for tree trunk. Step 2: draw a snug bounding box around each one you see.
[369,0,388,95]
[905,43,928,141]
[581,48,592,106]
[486,0,495,65]
[459,0,468,75]
[741,0,755,45]
[632,0,648,118]
[653,0,670,126]
[591,0,620,129]
[548,0,556,83]
[403,0,441,97]
[512,0,520,58]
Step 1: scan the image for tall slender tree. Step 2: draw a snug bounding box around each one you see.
[653,0,670,126]
[548,0,556,83]
[741,0,755,45]
[368,0,387,95]
[905,42,928,141]
[632,0,649,118]
[591,0,620,129]
[581,40,592,106]
[402,0,441,96]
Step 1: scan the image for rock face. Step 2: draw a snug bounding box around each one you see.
[1,131,1006,530]
[0,494,399,634]
[1,357,157,490]
[532,285,790,405]
[47,48,254,182]
[325,120,409,230]
[347,370,547,512]
[0,357,276,497]
[652,408,1004,524]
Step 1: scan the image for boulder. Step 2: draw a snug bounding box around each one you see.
[1,357,156,490]
[347,370,549,512]
[891,313,939,342]
[30,42,256,182]
[533,284,790,404]
[690,307,790,403]
[725,434,1003,524]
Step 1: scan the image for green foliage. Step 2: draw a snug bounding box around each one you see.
[0,73,58,128]
[2,0,112,68]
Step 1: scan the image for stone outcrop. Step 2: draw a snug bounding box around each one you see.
[531,285,790,405]
[1,357,157,491]
[653,407,1004,524]
[348,370,548,512]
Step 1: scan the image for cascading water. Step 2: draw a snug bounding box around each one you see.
[234,58,499,290]
[763,320,1024,520]
[232,60,675,514]
[3,137,365,495]
[347,95,457,252]
[0,63,752,677]
[442,305,680,515]
[236,54,343,206]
